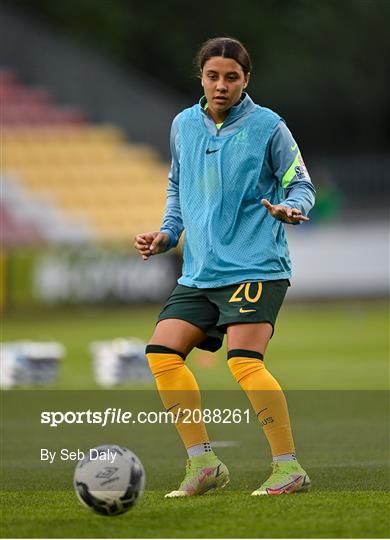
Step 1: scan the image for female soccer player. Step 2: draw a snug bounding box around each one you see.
[135,37,315,497]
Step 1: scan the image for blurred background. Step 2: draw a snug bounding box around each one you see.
[1,0,388,390]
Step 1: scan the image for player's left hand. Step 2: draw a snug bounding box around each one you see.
[261,199,309,224]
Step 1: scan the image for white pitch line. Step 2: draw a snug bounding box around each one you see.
[211,440,241,447]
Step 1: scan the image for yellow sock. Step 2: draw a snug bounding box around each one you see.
[228,349,295,457]
[146,345,209,449]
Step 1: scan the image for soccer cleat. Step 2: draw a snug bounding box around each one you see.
[251,461,311,496]
[165,452,229,498]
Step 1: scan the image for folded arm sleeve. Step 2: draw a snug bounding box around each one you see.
[270,122,316,219]
[160,115,184,250]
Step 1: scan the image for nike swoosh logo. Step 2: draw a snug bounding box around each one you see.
[266,475,304,495]
[256,408,268,418]
[291,143,298,152]
[206,148,219,154]
[215,464,222,477]
[166,403,180,413]
[239,308,256,313]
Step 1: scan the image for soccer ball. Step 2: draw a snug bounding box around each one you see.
[74,444,145,516]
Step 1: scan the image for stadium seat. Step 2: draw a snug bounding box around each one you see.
[2,69,169,245]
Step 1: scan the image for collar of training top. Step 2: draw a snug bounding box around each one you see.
[199,93,256,126]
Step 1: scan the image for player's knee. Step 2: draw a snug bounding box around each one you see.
[145,344,186,377]
[227,349,264,384]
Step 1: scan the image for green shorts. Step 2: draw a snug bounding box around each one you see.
[157,279,289,352]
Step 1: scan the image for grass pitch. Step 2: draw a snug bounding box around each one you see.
[1,300,389,538]
[2,491,389,538]
[3,299,388,390]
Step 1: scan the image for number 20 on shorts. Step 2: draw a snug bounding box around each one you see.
[228,282,263,303]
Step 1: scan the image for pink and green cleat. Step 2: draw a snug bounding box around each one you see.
[251,461,311,496]
[165,452,230,498]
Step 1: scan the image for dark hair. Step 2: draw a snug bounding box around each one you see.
[195,37,252,76]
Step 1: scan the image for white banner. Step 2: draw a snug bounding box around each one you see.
[33,249,179,303]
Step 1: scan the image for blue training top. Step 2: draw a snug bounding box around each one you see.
[160,93,316,288]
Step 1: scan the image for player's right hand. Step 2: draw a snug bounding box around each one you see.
[261,199,309,224]
[134,232,170,260]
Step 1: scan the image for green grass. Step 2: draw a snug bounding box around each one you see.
[2,300,389,389]
[2,491,389,538]
[1,300,389,538]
